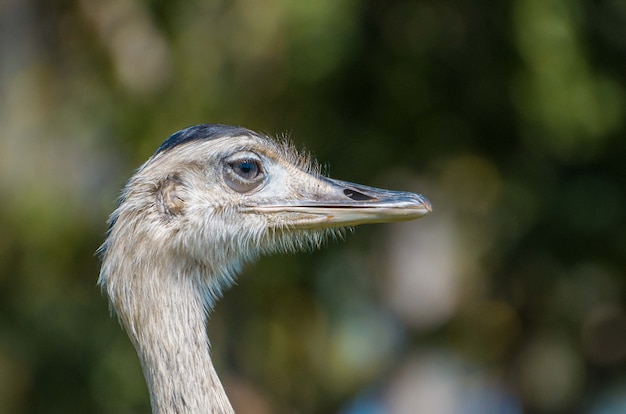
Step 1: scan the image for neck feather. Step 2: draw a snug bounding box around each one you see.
[102,252,234,414]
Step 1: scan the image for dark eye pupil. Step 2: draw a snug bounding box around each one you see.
[239,162,254,174]
[233,160,259,179]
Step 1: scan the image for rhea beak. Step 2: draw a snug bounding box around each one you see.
[250,177,432,228]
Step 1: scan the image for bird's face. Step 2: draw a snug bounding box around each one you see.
[153,132,428,220]
[121,128,430,268]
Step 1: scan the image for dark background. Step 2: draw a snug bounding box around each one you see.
[1,0,625,413]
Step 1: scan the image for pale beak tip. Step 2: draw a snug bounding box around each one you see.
[420,194,433,214]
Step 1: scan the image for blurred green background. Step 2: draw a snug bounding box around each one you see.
[1,0,625,413]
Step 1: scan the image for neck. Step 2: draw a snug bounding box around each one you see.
[111,258,234,414]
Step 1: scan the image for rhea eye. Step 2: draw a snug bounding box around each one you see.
[223,154,265,193]
[231,159,260,180]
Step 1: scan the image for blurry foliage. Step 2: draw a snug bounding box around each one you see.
[0,0,625,413]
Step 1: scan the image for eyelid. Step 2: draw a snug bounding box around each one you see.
[223,151,262,165]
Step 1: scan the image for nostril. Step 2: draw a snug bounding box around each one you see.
[343,189,376,201]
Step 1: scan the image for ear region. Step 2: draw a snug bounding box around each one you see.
[157,174,186,216]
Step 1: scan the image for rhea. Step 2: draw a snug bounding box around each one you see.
[98,124,431,413]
